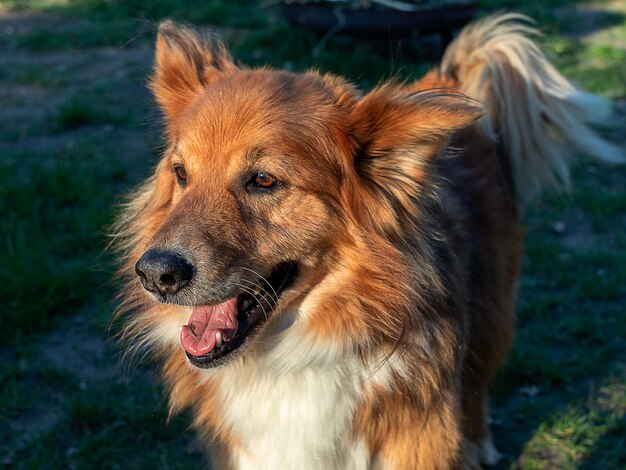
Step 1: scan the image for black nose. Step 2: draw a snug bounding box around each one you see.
[135,249,193,297]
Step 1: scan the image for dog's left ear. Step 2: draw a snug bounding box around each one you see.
[151,21,237,128]
[347,87,482,231]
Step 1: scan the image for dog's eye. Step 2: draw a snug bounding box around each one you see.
[173,164,187,187]
[247,172,279,191]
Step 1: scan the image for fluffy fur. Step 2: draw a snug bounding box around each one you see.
[113,14,622,469]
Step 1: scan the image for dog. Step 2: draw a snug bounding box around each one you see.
[114,14,622,469]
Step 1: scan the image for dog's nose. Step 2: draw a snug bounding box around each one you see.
[135,249,193,297]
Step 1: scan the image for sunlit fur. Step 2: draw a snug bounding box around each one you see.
[441,13,623,208]
[113,15,623,469]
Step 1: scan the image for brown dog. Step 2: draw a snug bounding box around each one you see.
[114,14,622,469]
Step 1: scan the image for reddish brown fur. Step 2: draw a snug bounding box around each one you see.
[110,18,586,470]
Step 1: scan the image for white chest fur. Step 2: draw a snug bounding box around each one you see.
[217,359,370,470]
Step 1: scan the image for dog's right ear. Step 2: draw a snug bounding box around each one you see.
[151,21,237,128]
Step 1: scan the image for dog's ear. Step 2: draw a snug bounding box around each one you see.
[151,21,237,127]
[347,87,482,233]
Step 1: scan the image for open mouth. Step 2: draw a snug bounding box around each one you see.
[180,262,298,368]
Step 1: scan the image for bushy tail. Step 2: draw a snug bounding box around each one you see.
[441,13,624,209]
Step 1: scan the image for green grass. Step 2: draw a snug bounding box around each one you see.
[7,65,68,87]
[0,0,624,468]
[0,143,117,341]
[50,94,135,130]
[490,161,626,468]
[1,362,203,469]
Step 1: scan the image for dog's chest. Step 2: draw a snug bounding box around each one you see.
[217,362,369,470]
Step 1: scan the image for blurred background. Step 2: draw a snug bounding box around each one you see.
[0,0,624,468]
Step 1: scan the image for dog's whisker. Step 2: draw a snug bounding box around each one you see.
[238,276,285,321]
[238,268,286,320]
[230,282,269,323]
[240,267,280,305]
[238,278,278,310]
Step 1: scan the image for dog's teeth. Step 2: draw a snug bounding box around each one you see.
[215,331,223,348]
[241,299,253,310]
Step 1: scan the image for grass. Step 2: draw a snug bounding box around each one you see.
[1,363,202,469]
[0,135,136,343]
[0,0,624,468]
[50,94,135,130]
[490,159,626,467]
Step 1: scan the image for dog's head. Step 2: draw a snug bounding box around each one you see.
[126,22,481,368]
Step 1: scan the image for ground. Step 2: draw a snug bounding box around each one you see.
[0,1,624,469]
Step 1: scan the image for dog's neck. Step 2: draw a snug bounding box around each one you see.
[215,343,400,470]
[218,354,365,469]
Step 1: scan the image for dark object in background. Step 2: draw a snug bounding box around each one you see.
[280,0,476,45]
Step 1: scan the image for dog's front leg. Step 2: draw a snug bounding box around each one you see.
[357,387,466,470]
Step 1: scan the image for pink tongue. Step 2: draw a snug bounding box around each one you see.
[180,297,239,356]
